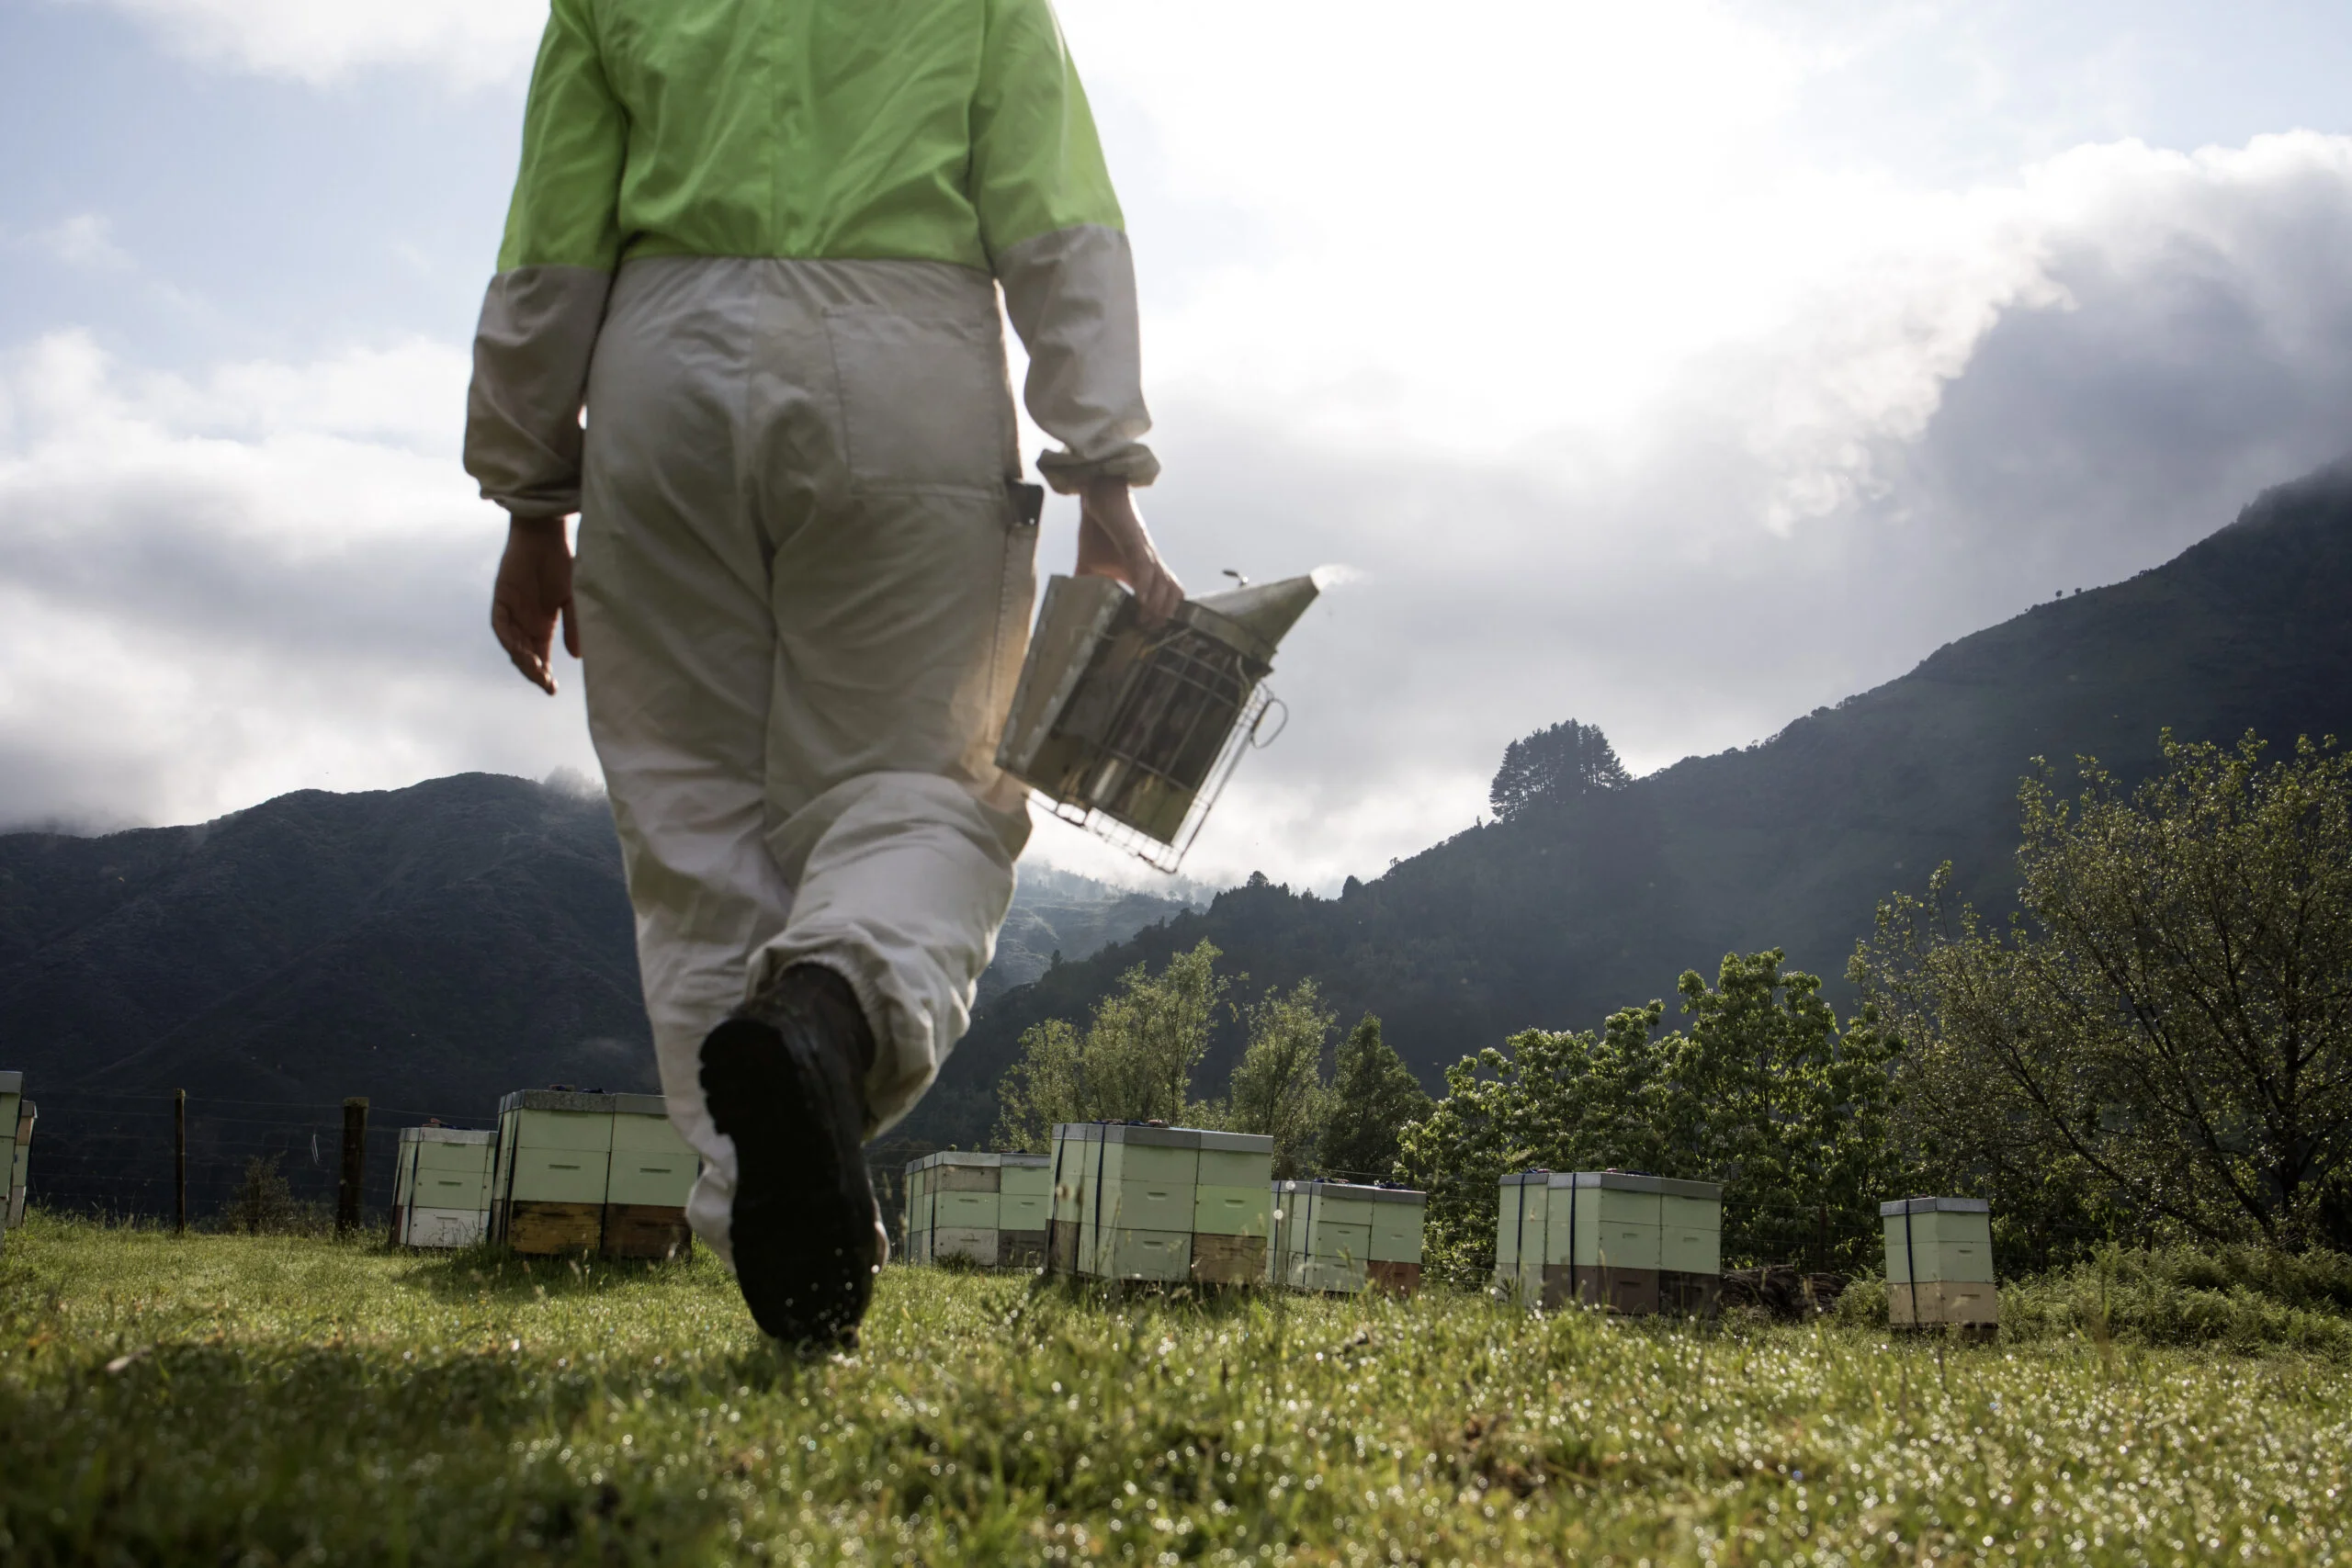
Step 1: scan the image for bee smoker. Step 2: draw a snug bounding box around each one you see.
[995,573,1319,870]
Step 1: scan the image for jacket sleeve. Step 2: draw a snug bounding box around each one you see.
[464,0,628,520]
[971,0,1159,493]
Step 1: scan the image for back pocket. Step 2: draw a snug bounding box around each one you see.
[824,307,1013,493]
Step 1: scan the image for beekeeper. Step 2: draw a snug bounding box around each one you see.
[465,0,1181,1345]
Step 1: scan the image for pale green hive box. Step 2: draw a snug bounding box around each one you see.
[1882,1196,1996,1333]
[392,1127,495,1247]
[1496,1170,1723,1315]
[1048,1122,1272,1285]
[1269,1179,1425,1294]
[8,1095,31,1229]
[492,1090,697,1258]
[901,1151,1051,1269]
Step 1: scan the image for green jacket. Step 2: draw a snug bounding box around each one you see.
[467,0,1154,518]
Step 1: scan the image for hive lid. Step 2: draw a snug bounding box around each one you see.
[1499,1169,1552,1187]
[498,1089,667,1117]
[1273,1179,1424,1204]
[909,1150,1050,1171]
[398,1126,495,1145]
[0,1071,20,1095]
[1182,575,1320,667]
[1541,1170,1723,1199]
[1881,1196,1991,1216]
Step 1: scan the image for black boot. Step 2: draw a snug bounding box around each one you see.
[697,963,878,1346]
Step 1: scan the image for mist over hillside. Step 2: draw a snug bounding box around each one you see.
[902,456,2352,1148]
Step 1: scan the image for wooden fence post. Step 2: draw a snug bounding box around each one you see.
[337,1098,368,1235]
[174,1089,187,1235]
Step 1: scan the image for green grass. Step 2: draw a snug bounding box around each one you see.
[5,1213,2352,1564]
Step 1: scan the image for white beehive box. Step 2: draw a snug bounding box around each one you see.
[392,1127,495,1247]
[902,1151,1052,1269]
[1882,1197,1996,1333]
[1495,1169,1724,1314]
[492,1090,698,1258]
[1049,1122,1272,1285]
[1269,1180,1425,1294]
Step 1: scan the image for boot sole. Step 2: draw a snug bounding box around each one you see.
[699,1016,876,1345]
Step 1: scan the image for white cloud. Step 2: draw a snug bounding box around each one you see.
[96,0,545,86]
[24,213,134,272]
[0,331,594,829]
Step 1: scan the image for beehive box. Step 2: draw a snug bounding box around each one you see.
[491,1090,699,1258]
[901,1151,1051,1269]
[1883,1197,1996,1336]
[391,1127,495,1247]
[1268,1180,1425,1294]
[1495,1169,1723,1315]
[1047,1122,1272,1285]
[0,1074,21,1245]
[8,1095,31,1230]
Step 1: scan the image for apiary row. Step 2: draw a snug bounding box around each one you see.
[899,1126,1431,1295]
[392,1089,706,1258]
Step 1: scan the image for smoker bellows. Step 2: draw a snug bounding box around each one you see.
[996,574,1318,870]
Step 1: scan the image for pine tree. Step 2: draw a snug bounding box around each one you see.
[1317,1015,1434,1182]
[1488,719,1630,819]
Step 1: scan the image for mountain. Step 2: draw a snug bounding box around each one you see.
[0,780,1186,1217]
[901,456,2352,1148]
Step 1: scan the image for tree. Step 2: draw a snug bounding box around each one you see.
[1398,952,1900,1287]
[1225,980,1335,1179]
[225,1155,301,1235]
[1857,733,2352,1254]
[1488,719,1631,819]
[993,941,1227,1151]
[1317,1015,1434,1182]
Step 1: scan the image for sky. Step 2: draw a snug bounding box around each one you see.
[2,0,2350,892]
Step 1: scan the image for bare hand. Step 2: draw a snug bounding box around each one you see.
[491,514,579,695]
[1074,479,1184,624]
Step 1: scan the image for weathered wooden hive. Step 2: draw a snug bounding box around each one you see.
[1882,1196,1996,1336]
[1268,1179,1425,1294]
[490,1090,699,1259]
[390,1127,496,1247]
[0,1073,19,1247]
[8,1098,29,1228]
[901,1151,1052,1269]
[1047,1122,1272,1284]
[1494,1169,1724,1314]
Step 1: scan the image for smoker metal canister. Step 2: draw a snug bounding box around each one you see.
[996,573,1318,868]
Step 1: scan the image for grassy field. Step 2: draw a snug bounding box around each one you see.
[4,1213,2350,1565]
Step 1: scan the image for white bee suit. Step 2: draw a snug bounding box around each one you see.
[464,0,1154,1264]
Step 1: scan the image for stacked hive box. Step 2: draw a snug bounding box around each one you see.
[902,1152,1052,1267]
[0,1073,18,1247]
[1047,1122,1272,1284]
[491,1090,700,1258]
[1883,1197,1996,1337]
[391,1127,496,1247]
[1495,1170,1724,1314]
[1268,1180,1425,1294]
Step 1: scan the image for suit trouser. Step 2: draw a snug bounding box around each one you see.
[573,255,1037,1266]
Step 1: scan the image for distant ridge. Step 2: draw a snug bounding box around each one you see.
[903,456,2352,1147]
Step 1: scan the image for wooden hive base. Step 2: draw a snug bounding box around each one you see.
[1541,1264,1662,1315]
[1890,1280,1997,1330]
[1191,1233,1265,1285]
[998,1229,1048,1269]
[1365,1259,1421,1297]
[1046,1221,1080,1276]
[505,1201,605,1257]
[603,1203,692,1260]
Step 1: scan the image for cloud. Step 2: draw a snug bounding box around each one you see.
[23,214,134,273]
[95,0,544,86]
[0,331,594,829]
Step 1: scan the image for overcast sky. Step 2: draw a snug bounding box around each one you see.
[3,0,2349,891]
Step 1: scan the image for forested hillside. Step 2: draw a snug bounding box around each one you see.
[905,457,2352,1147]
